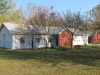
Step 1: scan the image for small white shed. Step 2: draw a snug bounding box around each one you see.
[0,24,12,48]
[0,23,33,49]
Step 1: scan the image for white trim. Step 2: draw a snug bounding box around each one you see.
[59,28,67,34]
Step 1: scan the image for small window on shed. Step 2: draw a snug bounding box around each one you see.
[20,37,25,43]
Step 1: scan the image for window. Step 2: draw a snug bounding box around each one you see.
[20,38,25,43]
[35,38,40,43]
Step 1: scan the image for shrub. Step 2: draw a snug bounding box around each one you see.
[57,47,68,51]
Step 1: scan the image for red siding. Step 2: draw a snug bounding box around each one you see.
[59,29,72,47]
[93,33,100,43]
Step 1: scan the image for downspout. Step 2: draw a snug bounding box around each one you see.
[4,34,5,48]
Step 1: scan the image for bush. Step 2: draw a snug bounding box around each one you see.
[57,47,68,51]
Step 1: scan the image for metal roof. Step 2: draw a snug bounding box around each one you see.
[1,23,88,35]
[1,23,65,35]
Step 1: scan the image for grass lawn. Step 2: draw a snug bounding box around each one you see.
[0,46,100,75]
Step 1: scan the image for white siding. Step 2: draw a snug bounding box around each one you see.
[0,27,12,48]
[33,35,50,48]
[73,36,88,45]
[12,35,32,49]
[12,35,50,49]
[0,27,52,49]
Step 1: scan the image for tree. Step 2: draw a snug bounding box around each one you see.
[0,0,10,23]
[0,0,16,24]
[90,4,100,32]
[9,6,25,24]
[0,0,10,14]
[0,15,7,22]
[26,6,63,48]
[0,0,25,24]
[25,3,39,19]
[63,10,85,48]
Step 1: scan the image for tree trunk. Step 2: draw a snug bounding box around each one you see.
[70,33,73,49]
[91,34,95,47]
[32,34,34,49]
[71,39,73,49]
[92,37,94,47]
[32,38,33,49]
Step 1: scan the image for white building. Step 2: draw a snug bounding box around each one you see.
[0,23,63,49]
[73,36,88,45]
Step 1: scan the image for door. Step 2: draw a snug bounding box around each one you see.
[51,35,58,47]
[34,38,40,48]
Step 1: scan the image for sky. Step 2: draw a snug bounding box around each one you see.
[14,0,100,13]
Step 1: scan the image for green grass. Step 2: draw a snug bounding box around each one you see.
[0,46,100,75]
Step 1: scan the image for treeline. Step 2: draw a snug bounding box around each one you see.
[0,0,100,33]
[0,0,25,23]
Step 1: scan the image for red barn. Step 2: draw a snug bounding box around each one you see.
[50,28,72,47]
[58,29,72,47]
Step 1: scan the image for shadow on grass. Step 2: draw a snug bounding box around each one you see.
[0,46,100,67]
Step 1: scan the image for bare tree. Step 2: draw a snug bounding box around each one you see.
[63,10,85,48]
[78,13,90,46]
[26,6,64,48]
